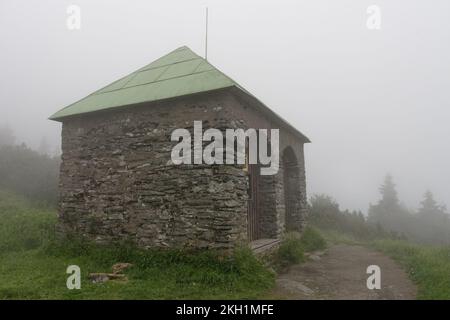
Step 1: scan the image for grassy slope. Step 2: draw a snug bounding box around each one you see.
[0,191,274,299]
[0,247,274,299]
[372,239,450,300]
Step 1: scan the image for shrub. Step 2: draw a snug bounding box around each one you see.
[300,226,327,252]
[273,227,327,270]
[276,232,305,267]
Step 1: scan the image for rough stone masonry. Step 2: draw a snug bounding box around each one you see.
[51,46,310,250]
[56,89,308,249]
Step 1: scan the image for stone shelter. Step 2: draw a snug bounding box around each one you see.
[49,46,310,249]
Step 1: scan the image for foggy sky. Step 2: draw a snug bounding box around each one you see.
[1,0,449,213]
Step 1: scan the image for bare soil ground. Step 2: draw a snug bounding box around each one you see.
[273,244,417,300]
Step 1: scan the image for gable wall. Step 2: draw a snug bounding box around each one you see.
[58,90,249,249]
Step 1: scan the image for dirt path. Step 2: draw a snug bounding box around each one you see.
[273,244,417,300]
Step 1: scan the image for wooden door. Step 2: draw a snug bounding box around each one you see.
[247,164,260,241]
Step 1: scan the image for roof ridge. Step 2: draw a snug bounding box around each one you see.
[136,46,193,71]
[138,57,201,73]
[92,46,193,96]
[91,69,221,96]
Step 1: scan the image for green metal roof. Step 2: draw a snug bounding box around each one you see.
[49,46,238,120]
[49,46,310,142]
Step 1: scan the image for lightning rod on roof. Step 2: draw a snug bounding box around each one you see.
[205,7,209,60]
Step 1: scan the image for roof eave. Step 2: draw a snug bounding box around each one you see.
[228,86,311,143]
[48,86,236,123]
[49,85,311,145]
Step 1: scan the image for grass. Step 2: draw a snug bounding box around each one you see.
[0,190,275,299]
[372,239,450,300]
[0,190,56,253]
[0,245,274,299]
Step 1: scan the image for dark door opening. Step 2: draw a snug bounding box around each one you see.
[247,163,260,241]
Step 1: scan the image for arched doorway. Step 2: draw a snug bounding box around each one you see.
[282,147,301,232]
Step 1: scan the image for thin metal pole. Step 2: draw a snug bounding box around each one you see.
[205,7,208,60]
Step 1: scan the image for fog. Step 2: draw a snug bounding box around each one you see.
[1,0,449,213]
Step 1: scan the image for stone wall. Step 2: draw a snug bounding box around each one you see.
[58,91,249,249]
[221,90,309,238]
[57,89,308,249]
